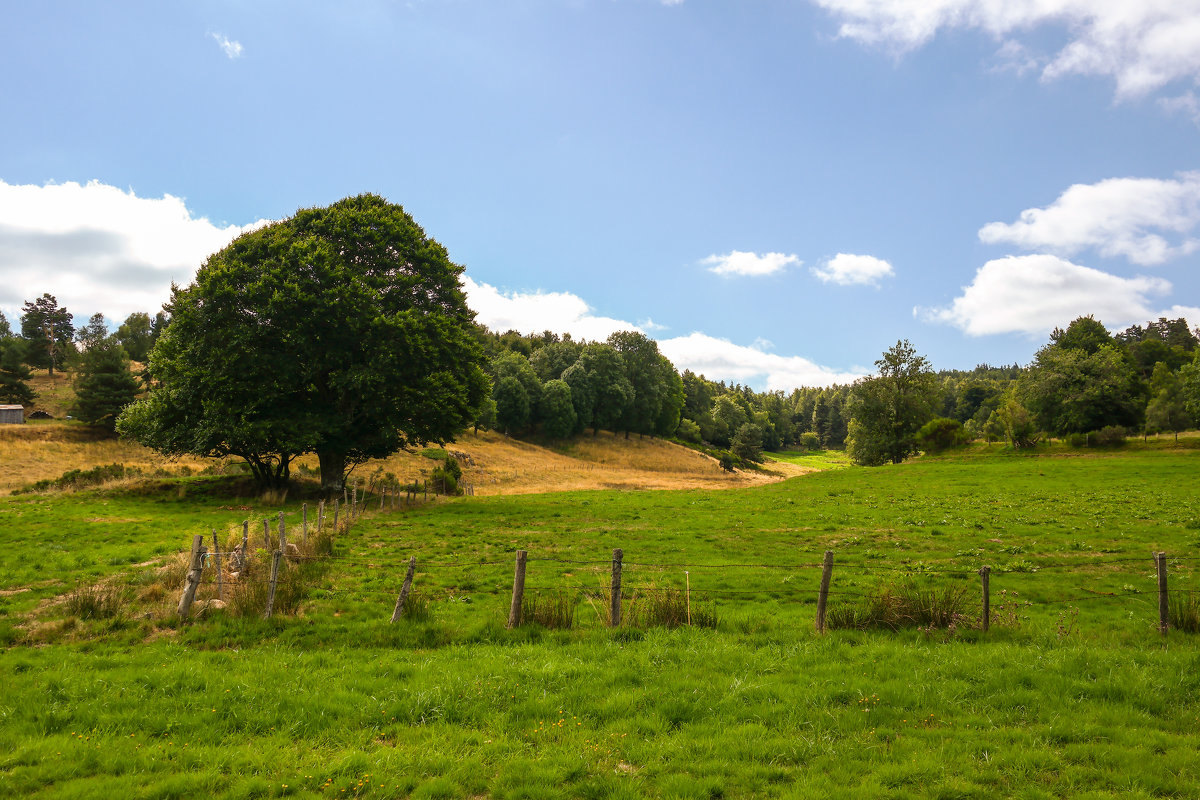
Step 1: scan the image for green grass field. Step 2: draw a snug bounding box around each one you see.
[3,442,1200,798]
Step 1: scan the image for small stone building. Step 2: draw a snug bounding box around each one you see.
[0,405,26,424]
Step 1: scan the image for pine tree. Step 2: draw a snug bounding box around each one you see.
[71,338,140,433]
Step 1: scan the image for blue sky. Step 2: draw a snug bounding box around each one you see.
[2,1,1198,389]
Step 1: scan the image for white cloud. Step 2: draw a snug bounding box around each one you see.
[920,254,1173,337]
[0,179,269,324]
[811,253,894,286]
[813,0,1200,100]
[701,250,800,277]
[658,333,867,390]
[1159,91,1200,126]
[979,172,1200,265]
[210,33,243,59]
[461,276,640,342]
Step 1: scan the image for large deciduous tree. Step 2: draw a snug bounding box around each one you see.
[118,194,489,492]
[846,340,938,466]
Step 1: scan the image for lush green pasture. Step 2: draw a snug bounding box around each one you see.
[3,446,1200,798]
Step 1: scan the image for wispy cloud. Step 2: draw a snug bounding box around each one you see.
[919,254,1172,337]
[978,172,1200,266]
[210,32,244,60]
[811,253,894,286]
[813,0,1200,100]
[701,250,800,277]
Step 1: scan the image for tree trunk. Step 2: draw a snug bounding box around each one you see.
[318,450,346,495]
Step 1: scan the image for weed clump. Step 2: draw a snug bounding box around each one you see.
[521,591,574,629]
[65,583,126,620]
[1169,591,1200,633]
[827,581,969,631]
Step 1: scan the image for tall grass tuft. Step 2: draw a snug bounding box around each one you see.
[1169,590,1200,633]
[64,583,126,620]
[827,581,970,631]
[521,590,575,629]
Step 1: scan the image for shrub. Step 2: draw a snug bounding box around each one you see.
[730,423,764,463]
[17,463,141,494]
[1092,426,1127,447]
[1065,432,1089,448]
[675,418,702,443]
[797,431,821,451]
[718,453,735,472]
[916,417,969,453]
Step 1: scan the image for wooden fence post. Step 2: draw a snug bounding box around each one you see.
[263,518,271,550]
[610,548,623,628]
[816,550,834,634]
[351,483,357,519]
[265,550,282,619]
[302,503,308,545]
[332,500,339,533]
[212,529,224,601]
[318,500,325,533]
[379,488,385,511]
[241,520,249,556]
[979,565,991,633]
[1157,551,1169,636]
[278,511,287,553]
[391,556,418,623]
[176,534,206,619]
[507,550,528,628]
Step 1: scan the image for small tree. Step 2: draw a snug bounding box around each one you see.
[731,422,764,463]
[20,293,74,376]
[0,338,36,406]
[1145,363,1191,442]
[71,337,140,433]
[916,417,969,453]
[846,340,938,466]
[539,379,577,439]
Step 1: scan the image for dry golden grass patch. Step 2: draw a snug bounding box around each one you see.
[358,430,808,495]
[0,422,215,494]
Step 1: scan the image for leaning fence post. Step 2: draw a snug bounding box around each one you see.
[332,499,340,533]
[979,565,991,633]
[507,550,528,628]
[176,534,206,619]
[610,548,624,628]
[241,520,249,557]
[1157,551,1169,636]
[263,518,271,550]
[816,550,834,634]
[265,550,282,619]
[391,556,418,623]
[302,503,308,545]
[351,483,358,519]
[278,511,287,553]
[318,500,325,533]
[212,529,224,601]
[380,488,385,511]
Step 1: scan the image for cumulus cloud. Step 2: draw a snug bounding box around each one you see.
[210,33,243,59]
[461,276,640,342]
[0,179,269,324]
[920,254,1173,337]
[979,172,1200,265]
[658,333,867,390]
[460,278,862,388]
[811,253,895,286]
[813,0,1200,99]
[702,250,800,277]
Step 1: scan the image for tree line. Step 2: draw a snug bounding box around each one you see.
[3,194,1199,487]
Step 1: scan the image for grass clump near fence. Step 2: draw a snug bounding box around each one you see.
[1169,590,1200,633]
[64,582,127,620]
[521,590,575,629]
[827,581,971,632]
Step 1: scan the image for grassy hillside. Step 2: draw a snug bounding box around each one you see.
[1,440,1199,797]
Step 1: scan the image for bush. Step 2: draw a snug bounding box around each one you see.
[17,463,141,494]
[1065,432,1089,448]
[1092,426,1127,447]
[430,456,462,495]
[730,423,764,463]
[916,417,969,453]
[826,581,970,631]
[797,431,821,451]
[675,418,702,443]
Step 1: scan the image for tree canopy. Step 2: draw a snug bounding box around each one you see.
[846,340,938,466]
[118,194,489,491]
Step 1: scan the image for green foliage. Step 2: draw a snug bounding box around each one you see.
[19,293,75,375]
[730,422,764,463]
[115,312,157,363]
[1146,361,1192,440]
[64,583,127,620]
[675,417,702,443]
[16,463,140,494]
[1023,327,1143,435]
[0,337,36,406]
[538,379,576,439]
[561,343,632,435]
[998,395,1039,449]
[846,340,938,466]
[493,375,531,434]
[71,336,140,433]
[827,581,970,631]
[521,591,575,629]
[118,195,489,492]
[1091,425,1128,447]
[916,417,969,453]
